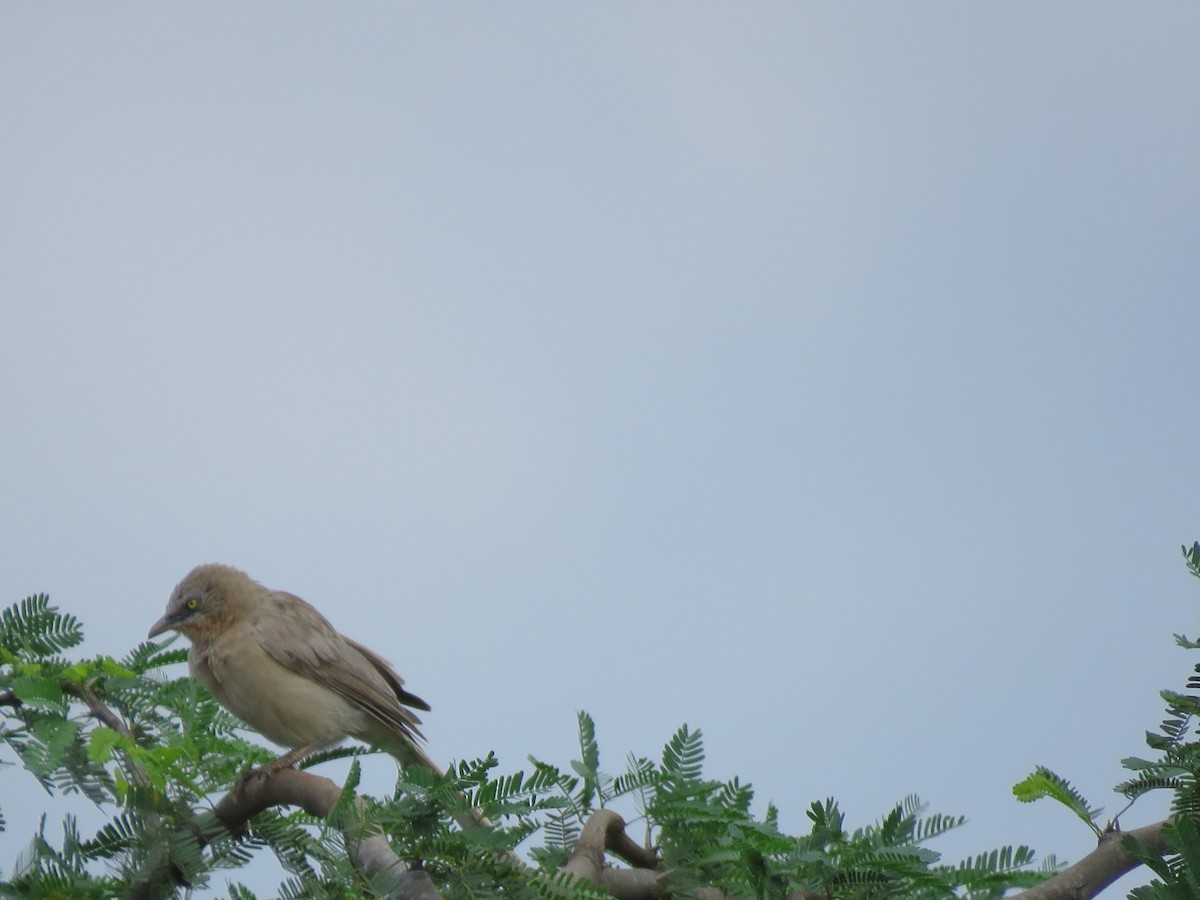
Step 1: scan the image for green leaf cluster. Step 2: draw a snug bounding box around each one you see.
[1104,546,1200,825]
[1009,542,1200,898]
[13,581,1179,899]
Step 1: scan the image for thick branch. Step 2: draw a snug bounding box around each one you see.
[562,809,622,882]
[599,866,667,900]
[123,767,440,900]
[209,767,438,899]
[562,810,661,899]
[210,765,344,827]
[1014,820,1170,900]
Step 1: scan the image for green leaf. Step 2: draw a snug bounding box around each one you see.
[24,717,83,776]
[327,759,368,834]
[573,710,602,811]
[1167,816,1200,889]
[0,595,84,657]
[1012,766,1102,836]
[86,727,125,765]
[661,723,704,782]
[8,672,65,711]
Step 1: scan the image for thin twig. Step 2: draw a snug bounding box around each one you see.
[63,680,134,736]
[63,680,151,792]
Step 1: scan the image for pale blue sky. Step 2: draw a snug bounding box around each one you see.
[2,4,1198,895]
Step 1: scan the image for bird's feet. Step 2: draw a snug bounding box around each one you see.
[233,763,283,798]
[233,746,313,798]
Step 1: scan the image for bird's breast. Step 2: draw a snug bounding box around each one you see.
[188,625,367,751]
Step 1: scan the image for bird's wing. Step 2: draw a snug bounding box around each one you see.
[252,591,429,746]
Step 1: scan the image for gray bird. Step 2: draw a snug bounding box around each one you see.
[149,563,442,778]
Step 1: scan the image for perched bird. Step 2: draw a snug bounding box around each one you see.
[148,563,443,782]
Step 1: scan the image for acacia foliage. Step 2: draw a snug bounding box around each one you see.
[8,544,1200,900]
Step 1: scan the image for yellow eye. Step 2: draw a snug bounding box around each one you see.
[186,598,199,610]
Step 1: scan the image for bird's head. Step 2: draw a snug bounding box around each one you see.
[148,563,254,641]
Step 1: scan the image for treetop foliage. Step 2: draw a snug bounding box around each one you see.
[1,542,1199,899]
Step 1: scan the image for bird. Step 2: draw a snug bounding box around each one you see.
[148,563,459,805]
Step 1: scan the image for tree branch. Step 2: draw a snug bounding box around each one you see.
[121,766,441,900]
[598,866,666,900]
[561,810,662,899]
[211,767,440,899]
[1014,819,1171,900]
[45,679,436,899]
[62,680,135,739]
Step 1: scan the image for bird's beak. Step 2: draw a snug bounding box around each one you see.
[147,611,180,639]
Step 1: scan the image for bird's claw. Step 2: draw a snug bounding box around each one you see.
[233,758,297,799]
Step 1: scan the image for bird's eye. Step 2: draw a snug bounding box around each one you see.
[186,598,199,610]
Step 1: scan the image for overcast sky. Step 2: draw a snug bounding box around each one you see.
[2,4,1199,896]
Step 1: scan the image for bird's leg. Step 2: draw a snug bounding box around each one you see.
[234,745,318,797]
[263,744,317,772]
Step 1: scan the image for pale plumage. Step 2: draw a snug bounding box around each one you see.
[148,563,435,770]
